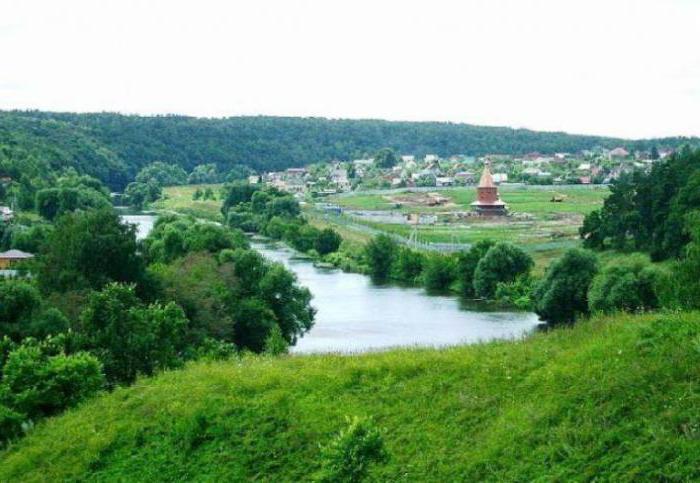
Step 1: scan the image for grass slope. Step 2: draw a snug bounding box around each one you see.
[3,312,699,481]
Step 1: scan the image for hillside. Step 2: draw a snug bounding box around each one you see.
[2,110,697,189]
[1,311,699,481]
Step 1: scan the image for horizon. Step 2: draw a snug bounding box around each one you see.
[2,0,699,139]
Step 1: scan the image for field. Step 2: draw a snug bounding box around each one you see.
[1,311,699,481]
[151,184,225,221]
[315,185,609,270]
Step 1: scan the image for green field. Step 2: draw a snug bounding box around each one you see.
[151,184,225,221]
[1,311,699,481]
[330,185,609,217]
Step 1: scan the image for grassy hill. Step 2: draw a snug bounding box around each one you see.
[1,311,699,481]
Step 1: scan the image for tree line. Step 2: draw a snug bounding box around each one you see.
[3,110,697,191]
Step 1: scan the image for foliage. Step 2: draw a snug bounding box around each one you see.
[533,249,599,324]
[391,247,425,284]
[364,235,397,282]
[473,243,533,299]
[316,416,387,482]
[373,148,398,169]
[421,254,456,292]
[588,256,662,314]
[455,240,496,297]
[580,147,700,260]
[263,325,289,356]
[494,276,534,311]
[0,281,41,341]
[314,228,342,256]
[37,209,145,293]
[123,181,161,209]
[188,164,220,184]
[76,283,188,385]
[135,162,187,186]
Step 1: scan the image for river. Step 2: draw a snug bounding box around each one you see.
[122,213,541,354]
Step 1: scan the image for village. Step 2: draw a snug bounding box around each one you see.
[250,145,672,197]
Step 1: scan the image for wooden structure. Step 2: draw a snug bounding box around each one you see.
[471,162,507,215]
[0,249,34,269]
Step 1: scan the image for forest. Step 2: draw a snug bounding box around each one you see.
[2,110,697,190]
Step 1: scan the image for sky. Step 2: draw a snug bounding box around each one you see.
[1,0,699,139]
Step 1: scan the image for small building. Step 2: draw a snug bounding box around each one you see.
[435,176,454,187]
[0,249,34,269]
[0,206,13,222]
[471,162,507,216]
[608,147,630,159]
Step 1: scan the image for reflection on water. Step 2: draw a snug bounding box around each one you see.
[253,240,541,354]
[119,213,542,355]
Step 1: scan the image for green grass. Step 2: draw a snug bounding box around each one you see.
[331,185,609,217]
[2,311,700,481]
[151,184,225,221]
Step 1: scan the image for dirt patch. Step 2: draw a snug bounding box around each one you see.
[385,192,457,208]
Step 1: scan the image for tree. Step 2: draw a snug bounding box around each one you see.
[316,416,387,483]
[76,283,188,385]
[373,148,399,169]
[0,281,41,341]
[314,228,342,256]
[533,249,598,324]
[473,243,533,299]
[38,209,146,293]
[422,254,456,292]
[135,162,187,186]
[263,325,289,355]
[364,235,397,282]
[392,247,425,284]
[455,240,496,297]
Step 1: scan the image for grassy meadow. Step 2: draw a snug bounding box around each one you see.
[1,311,699,481]
[151,184,225,221]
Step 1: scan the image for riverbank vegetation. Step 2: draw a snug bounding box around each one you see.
[2,310,700,481]
[0,190,316,447]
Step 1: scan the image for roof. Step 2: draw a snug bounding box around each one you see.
[478,162,496,188]
[0,249,34,259]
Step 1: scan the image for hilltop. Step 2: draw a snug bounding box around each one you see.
[1,311,699,481]
[2,110,696,189]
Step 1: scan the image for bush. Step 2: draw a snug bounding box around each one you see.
[495,276,534,310]
[315,416,387,482]
[0,404,24,446]
[263,325,289,356]
[392,247,425,284]
[422,254,456,292]
[533,249,598,324]
[314,228,342,256]
[1,342,104,419]
[473,243,533,299]
[364,235,397,283]
[456,240,496,297]
[588,257,662,314]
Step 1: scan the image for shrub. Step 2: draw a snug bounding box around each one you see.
[314,228,342,256]
[456,240,496,297]
[588,257,662,314]
[364,235,397,283]
[473,243,533,299]
[264,325,289,356]
[315,416,387,482]
[422,254,456,292]
[392,247,425,284]
[533,249,598,324]
[495,276,534,310]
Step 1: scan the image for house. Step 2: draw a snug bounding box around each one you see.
[248,175,260,185]
[454,171,476,184]
[492,173,508,184]
[0,249,34,269]
[435,177,454,187]
[0,206,14,222]
[424,154,439,163]
[522,167,541,176]
[608,147,630,159]
[330,166,351,191]
[579,176,592,185]
[577,163,592,171]
[401,155,415,163]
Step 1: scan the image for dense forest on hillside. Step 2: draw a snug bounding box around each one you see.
[2,110,696,189]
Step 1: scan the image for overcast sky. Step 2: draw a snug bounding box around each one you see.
[1,0,698,139]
